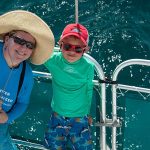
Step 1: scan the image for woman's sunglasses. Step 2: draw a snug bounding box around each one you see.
[10,35,36,50]
[61,42,86,54]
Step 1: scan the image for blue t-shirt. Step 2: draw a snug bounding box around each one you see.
[0,42,34,123]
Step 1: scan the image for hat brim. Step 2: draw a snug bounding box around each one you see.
[0,10,55,65]
[60,33,87,46]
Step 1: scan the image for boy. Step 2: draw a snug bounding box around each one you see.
[44,23,94,150]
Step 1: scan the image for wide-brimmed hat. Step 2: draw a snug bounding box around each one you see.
[0,10,55,65]
[60,23,89,46]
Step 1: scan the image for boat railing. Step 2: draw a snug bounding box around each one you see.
[12,139,48,150]
[111,59,150,150]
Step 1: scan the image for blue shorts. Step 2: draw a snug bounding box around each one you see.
[0,123,18,150]
[44,112,93,150]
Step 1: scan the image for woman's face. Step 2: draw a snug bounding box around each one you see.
[4,30,36,66]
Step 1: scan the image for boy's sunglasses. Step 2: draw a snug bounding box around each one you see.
[61,42,86,54]
[10,36,36,50]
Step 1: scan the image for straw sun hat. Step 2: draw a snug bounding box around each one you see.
[0,10,55,65]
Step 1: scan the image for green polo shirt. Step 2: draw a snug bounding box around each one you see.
[44,51,94,117]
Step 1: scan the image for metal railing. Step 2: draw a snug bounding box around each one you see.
[111,59,150,150]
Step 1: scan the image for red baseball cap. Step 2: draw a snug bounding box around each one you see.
[60,23,89,46]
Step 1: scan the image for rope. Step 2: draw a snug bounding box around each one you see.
[75,0,78,23]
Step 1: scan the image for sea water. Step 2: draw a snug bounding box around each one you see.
[0,0,150,149]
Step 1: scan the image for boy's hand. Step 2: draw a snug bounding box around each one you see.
[88,116,93,125]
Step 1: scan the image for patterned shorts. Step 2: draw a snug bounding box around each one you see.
[44,112,93,150]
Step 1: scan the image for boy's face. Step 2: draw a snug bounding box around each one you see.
[61,36,86,63]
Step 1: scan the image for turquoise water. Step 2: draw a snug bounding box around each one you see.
[0,0,150,81]
[0,0,150,149]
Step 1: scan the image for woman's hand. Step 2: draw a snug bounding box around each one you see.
[0,109,8,123]
[0,100,3,110]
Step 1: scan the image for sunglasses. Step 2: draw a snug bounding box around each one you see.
[10,36,36,50]
[61,42,86,54]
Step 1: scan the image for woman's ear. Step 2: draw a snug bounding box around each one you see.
[4,35,9,43]
[3,36,10,50]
